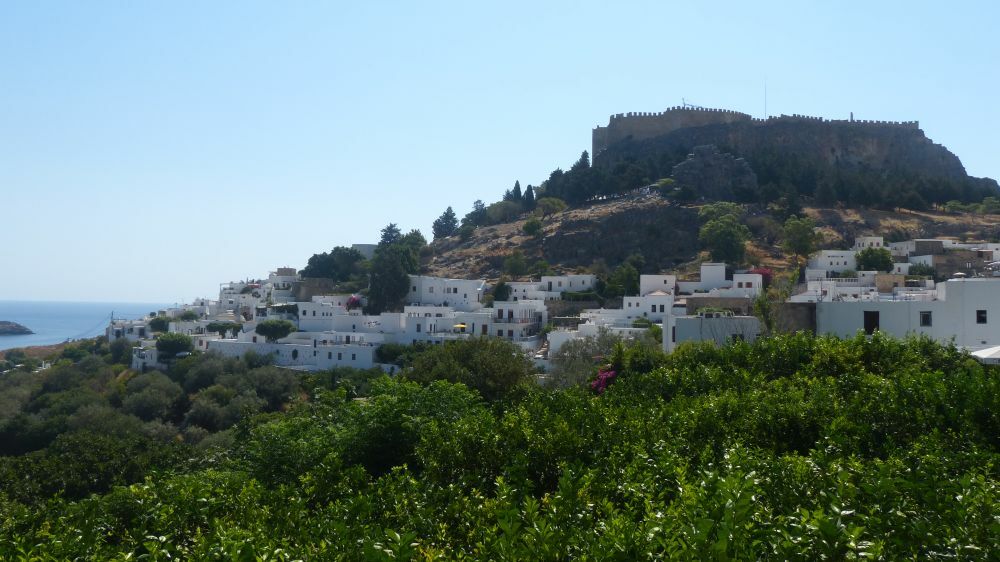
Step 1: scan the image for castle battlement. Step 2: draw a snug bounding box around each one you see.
[594,106,920,156]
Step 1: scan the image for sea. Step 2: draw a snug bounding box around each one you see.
[0,301,171,352]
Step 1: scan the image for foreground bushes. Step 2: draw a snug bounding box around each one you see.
[1,333,998,559]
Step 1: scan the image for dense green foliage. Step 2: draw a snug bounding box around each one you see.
[696,202,751,265]
[299,246,367,290]
[402,338,533,402]
[1,333,997,559]
[155,332,193,358]
[782,216,823,260]
[148,316,169,333]
[254,319,297,343]
[856,247,895,273]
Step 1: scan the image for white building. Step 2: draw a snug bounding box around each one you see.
[408,275,487,311]
[675,263,762,298]
[853,236,886,250]
[816,278,1000,349]
[807,250,857,274]
[664,311,761,353]
[639,274,677,296]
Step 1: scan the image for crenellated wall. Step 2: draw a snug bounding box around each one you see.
[592,107,920,156]
[593,107,752,156]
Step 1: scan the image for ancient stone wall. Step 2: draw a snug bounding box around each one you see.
[592,107,752,156]
[593,107,920,157]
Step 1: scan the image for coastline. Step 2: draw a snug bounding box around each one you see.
[0,338,95,360]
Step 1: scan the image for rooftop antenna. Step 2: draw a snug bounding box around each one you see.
[764,78,767,118]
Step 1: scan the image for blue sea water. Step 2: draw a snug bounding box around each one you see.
[0,301,170,351]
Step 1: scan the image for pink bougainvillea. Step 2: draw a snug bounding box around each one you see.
[591,367,618,395]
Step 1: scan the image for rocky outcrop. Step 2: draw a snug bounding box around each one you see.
[671,145,758,200]
[0,321,33,336]
[595,116,996,189]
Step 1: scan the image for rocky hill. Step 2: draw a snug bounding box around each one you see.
[425,195,1000,282]
[590,112,998,207]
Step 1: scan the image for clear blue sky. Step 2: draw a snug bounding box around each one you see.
[2,1,998,303]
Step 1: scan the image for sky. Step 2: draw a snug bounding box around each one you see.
[2,1,998,303]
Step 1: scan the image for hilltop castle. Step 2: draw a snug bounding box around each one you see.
[592,106,920,156]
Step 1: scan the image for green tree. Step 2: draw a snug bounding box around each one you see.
[148,316,169,333]
[400,229,427,255]
[108,337,134,365]
[699,215,751,264]
[206,321,242,338]
[179,310,200,321]
[492,279,512,302]
[432,207,459,239]
[462,199,487,227]
[254,320,296,343]
[378,223,402,247]
[782,216,823,262]
[530,259,553,277]
[535,197,567,218]
[856,247,894,272]
[122,372,184,421]
[485,201,521,224]
[523,185,535,208]
[367,244,416,314]
[155,332,193,358]
[511,180,522,201]
[698,201,744,222]
[503,251,528,277]
[300,246,365,282]
[522,217,542,237]
[403,338,533,402]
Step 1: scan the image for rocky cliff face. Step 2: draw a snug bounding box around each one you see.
[671,145,758,200]
[595,117,987,186]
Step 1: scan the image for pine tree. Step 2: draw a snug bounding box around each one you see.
[523,185,535,208]
[432,207,458,239]
[378,223,402,246]
[512,181,522,201]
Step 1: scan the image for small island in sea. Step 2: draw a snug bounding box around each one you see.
[0,321,33,336]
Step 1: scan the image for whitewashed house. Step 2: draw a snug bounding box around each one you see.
[663,310,761,353]
[408,275,487,311]
[816,278,1000,349]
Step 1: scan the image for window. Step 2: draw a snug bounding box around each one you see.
[416,324,421,332]
[660,305,665,313]
[337,352,342,360]
[863,311,880,335]
[977,310,988,324]
[508,330,513,338]
[920,311,932,327]
[352,353,356,360]
[328,352,332,359]
[428,286,434,293]
[497,329,503,337]
[412,286,416,292]
[651,305,656,312]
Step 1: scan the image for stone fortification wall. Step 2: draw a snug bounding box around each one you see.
[593,107,920,156]
[751,113,920,129]
[593,107,752,156]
